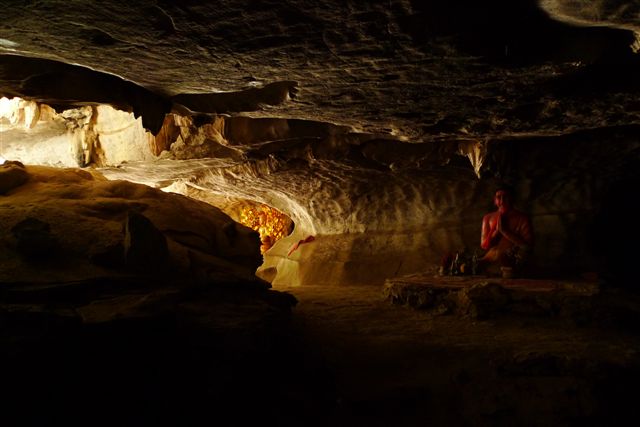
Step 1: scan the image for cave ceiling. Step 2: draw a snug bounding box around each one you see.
[2,0,639,141]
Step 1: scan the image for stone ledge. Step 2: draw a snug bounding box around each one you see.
[384,274,600,320]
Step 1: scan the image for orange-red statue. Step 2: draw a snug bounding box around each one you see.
[287,235,315,257]
[480,188,532,273]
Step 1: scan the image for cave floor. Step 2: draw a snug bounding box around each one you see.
[278,284,640,426]
[2,279,639,426]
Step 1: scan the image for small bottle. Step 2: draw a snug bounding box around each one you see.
[451,252,460,275]
[471,250,478,275]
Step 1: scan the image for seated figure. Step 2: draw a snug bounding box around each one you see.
[480,187,533,275]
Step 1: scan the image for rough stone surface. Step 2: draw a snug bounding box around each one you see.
[11,217,59,261]
[123,211,169,272]
[279,284,640,426]
[0,160,28,193]
[384,273,602,321]
[0,164,263,285]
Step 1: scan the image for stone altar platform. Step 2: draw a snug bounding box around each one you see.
[383,273,600,320]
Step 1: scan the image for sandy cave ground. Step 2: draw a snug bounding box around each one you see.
[276,284,640,426]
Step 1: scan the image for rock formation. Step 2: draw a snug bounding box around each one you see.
[0,162,263,285]
[1,0,639,286]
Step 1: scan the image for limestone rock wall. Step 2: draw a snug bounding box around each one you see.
[0,100,155,167]
[0,97,40,129]
[3,101,638,286]
[90,115,640,286]
[251,128,639,286]
[94,105,156,165]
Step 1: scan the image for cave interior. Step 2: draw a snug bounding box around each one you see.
[1,1,640,425]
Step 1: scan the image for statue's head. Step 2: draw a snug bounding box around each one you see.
[494,187,513,211]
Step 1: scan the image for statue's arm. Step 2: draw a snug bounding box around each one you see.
[481,215,497,250]
[498,214,532,247]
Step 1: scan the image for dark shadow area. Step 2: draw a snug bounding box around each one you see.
[0,279,335,427]
[2,277,640,426]
[594,174,640,290]
[403,0,636,65]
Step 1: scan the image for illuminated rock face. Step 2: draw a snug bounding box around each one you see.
[1,98,639,286]
[0,163,262,284]
[0,101,152,168]
[540,0,640,32]
[1,1,640,285]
